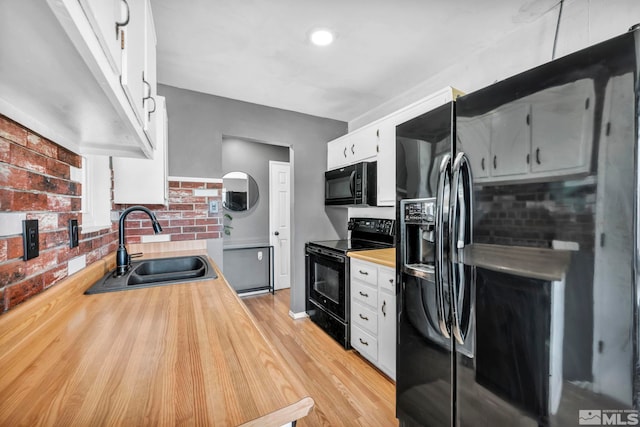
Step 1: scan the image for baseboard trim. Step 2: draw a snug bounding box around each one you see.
[289,310,309,320]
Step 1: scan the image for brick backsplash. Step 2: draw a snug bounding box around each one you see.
[113,179,223,244]
[474,178,597,250]
[0,114,222,314]
[0,115,119,312]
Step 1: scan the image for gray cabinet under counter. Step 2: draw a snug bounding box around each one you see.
[223,244,274,294]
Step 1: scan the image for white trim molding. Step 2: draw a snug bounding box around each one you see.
[289,310,309,320]
[168,176,223,183]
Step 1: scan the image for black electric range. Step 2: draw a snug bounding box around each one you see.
[305,218,395,348]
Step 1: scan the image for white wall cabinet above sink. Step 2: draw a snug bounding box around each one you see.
[113,96,167,205]
[0,0,158,158]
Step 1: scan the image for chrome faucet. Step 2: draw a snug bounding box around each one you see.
[116,206,163,276]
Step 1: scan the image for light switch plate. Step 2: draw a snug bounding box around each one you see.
[22,219,39,261]
[209,200,219,214]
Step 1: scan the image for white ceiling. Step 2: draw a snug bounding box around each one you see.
[151,0,558,122]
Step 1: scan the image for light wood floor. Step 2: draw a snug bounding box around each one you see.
[242,289,398,427]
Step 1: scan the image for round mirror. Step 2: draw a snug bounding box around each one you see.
[222,171,259,211]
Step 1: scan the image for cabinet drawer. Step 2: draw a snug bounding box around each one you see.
[378,267,396,293]
[351,260,377,286]
[352,301,378,335]
[352,280,377,308]
[351,325,378,362]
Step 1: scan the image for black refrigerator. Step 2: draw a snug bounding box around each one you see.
[396,27,640,427]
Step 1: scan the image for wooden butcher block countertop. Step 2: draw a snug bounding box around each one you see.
[0,242,312,426]
[348,248,396,269]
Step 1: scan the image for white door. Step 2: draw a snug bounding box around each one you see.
[269,161,291,290]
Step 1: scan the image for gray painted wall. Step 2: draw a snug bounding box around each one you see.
[222,137,289,246]
[159,84,348,312]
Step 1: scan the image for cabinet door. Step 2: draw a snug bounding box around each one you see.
[490,103,531,177]
[530,79,595,174]
[457,115,491,179]
[120,0,146,125]
[78,0,124,74]
[376,120,396,206]
[327,135,350,169]
[142,0,157,147]
[113,96,167,204]
[378,288,396,380]
[378,266,396,380]
[349,125,378,163]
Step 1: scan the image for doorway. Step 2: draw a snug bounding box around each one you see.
[221,136,292,292]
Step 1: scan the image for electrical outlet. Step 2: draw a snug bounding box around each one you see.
[22,219,39,261]
[209,200,219,214]
[69,219,79,248]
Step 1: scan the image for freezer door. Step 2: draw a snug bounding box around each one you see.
[396,158,454,426]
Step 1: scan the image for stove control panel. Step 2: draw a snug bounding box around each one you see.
[349,218,395,237]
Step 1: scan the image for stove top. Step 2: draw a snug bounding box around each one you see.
[307,217,395,254]
[307,238,393,254]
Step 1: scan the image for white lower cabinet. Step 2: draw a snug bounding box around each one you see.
[350,258,396,380]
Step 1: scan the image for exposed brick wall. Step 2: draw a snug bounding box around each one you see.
[113,179,223,244]
[0,115,119,312]
[0,114,223,314]
[474,178,597,250]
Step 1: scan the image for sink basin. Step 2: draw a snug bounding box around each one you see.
[85,255,217,294]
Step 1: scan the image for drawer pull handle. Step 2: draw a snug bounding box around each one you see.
[389,278,394,283]
[359,314,369,321]
[359,338,369,346]
[382,300,386,317]
[359,291,369,298]
[359,270,369,275]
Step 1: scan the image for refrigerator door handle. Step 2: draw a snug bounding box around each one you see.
[435,154,452,339]
[450,152,473,346]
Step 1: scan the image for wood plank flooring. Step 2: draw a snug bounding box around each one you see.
[242,289,398,427]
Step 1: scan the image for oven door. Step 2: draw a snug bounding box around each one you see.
[306,245,348,320]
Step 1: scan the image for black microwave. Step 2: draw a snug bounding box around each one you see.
[324,161,377,206]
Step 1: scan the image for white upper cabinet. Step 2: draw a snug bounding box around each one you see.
[374,121,396,206]
[77,0,125,75]
[327,126,378,170]
[120,0,146,126]
[143,0,158,147]
[0,0,156,158]
[334,87,461,207]
[113,96,168,204]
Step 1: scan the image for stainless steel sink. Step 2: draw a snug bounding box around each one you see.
[85,255,217,294]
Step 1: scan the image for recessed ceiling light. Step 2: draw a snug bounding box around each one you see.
[310,29,334,47]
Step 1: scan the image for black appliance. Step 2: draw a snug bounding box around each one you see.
[325,161,377,206]
[306,217,395,348]
[396,29,640,427]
